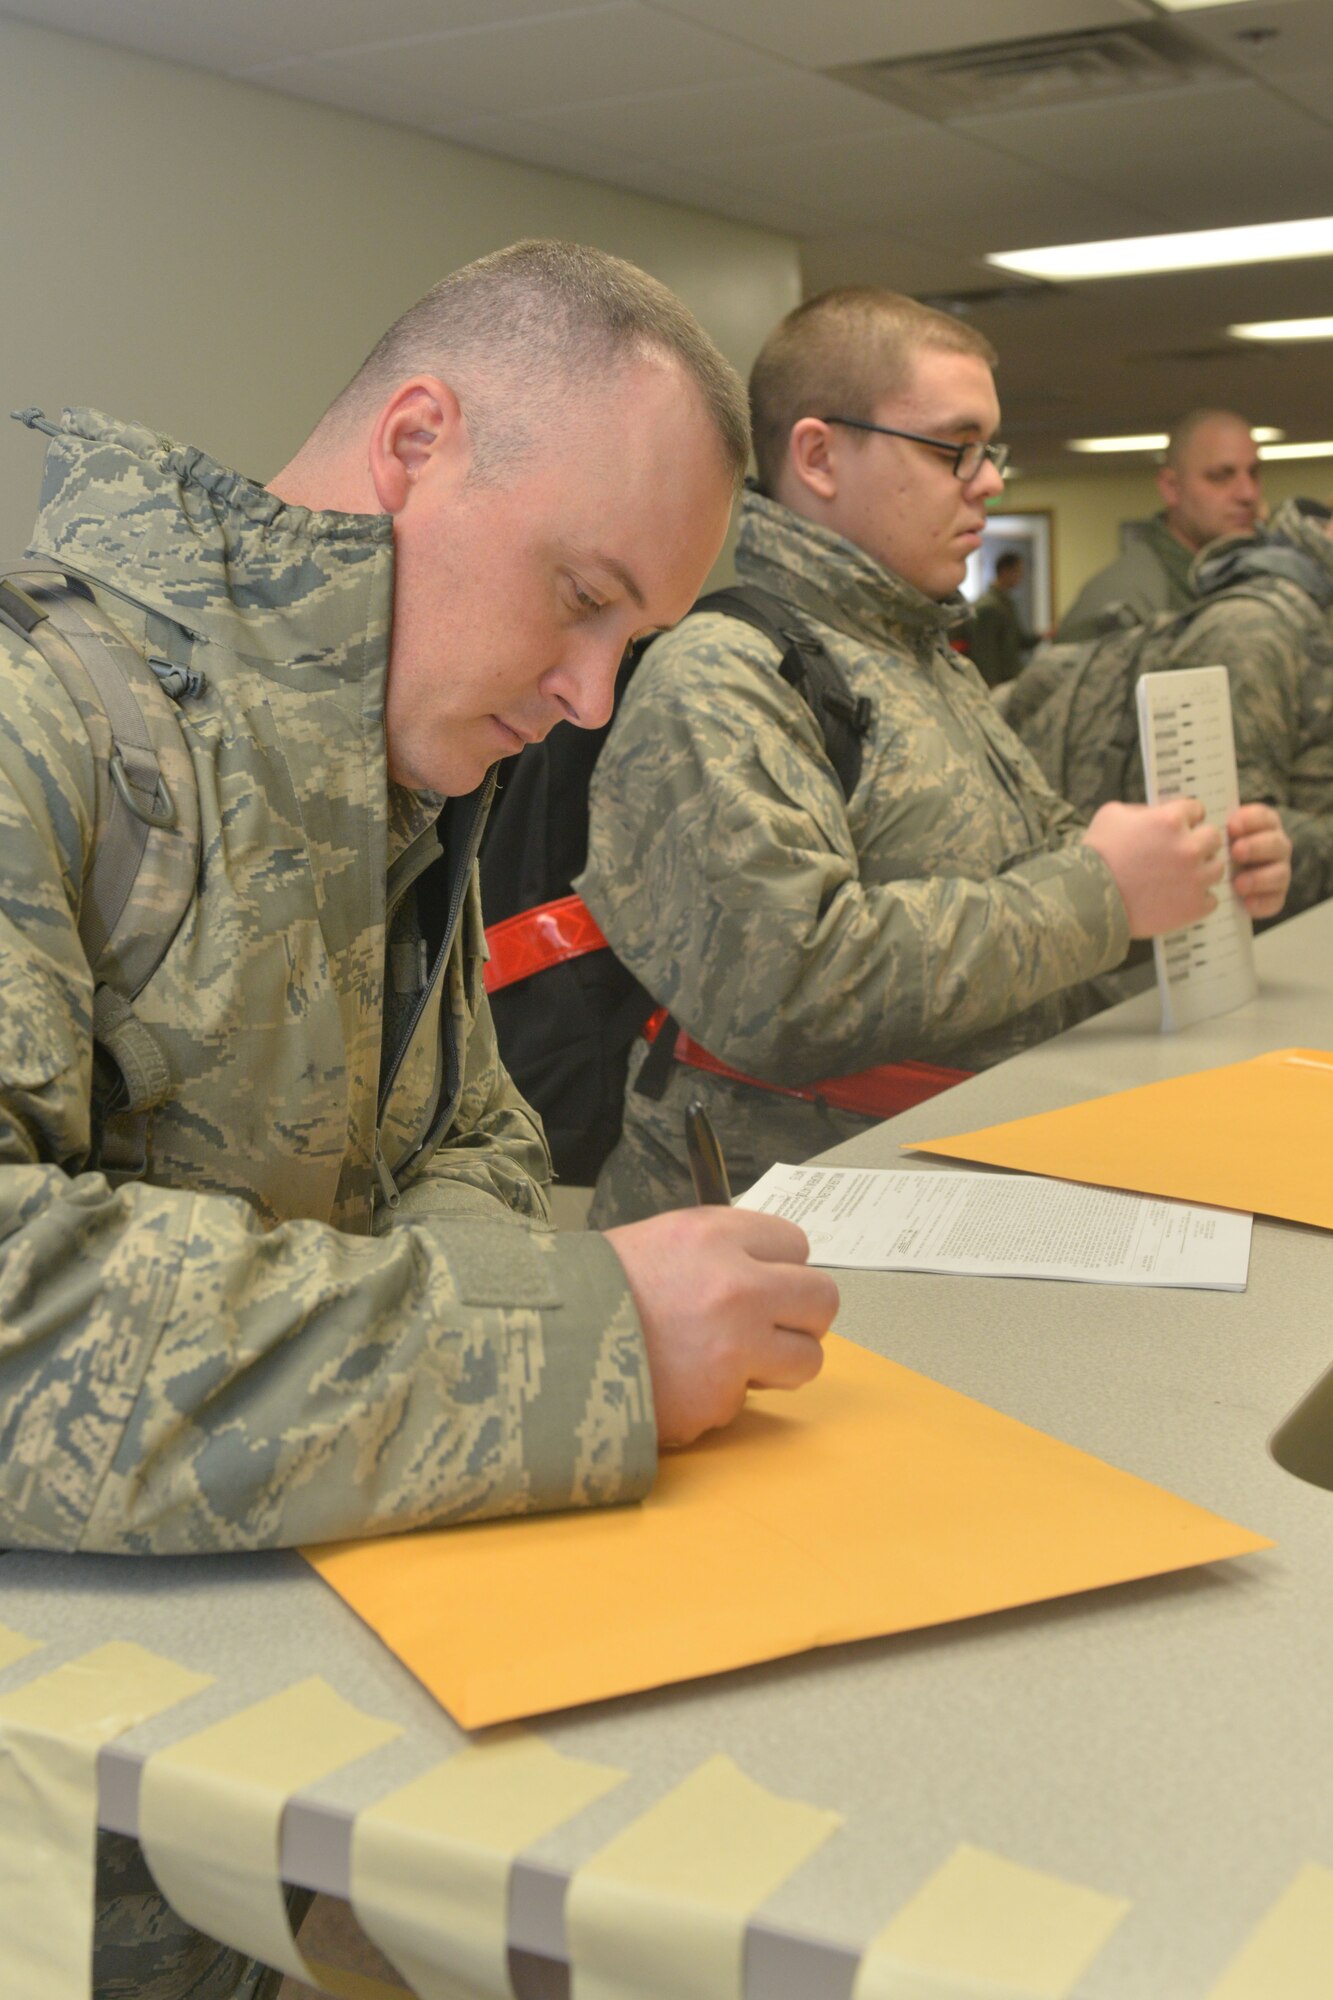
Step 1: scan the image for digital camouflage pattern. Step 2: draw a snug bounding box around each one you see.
[1014,497,1333,917]
[93,1831,303,1998]
[579,487,1130,1224]
[1055,512,1197,642]
[1,408,659,1998]
[0,408,655,1556]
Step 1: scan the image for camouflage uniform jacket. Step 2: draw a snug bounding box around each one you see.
[1056,513,1195,642]
[0,408,655,1554]
[578,488,1129,1222]
[1016,496,1333,918]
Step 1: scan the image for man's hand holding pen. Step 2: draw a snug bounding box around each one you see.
[602,1104,837,1446]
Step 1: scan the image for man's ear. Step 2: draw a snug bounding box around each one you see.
[787,417,839,504]
[369,376,467,515]
[1156,463,1180,513]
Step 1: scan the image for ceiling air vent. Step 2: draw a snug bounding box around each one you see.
[829,23,1233,122]
[916,283,1060,314]
[1128,344,1250,365]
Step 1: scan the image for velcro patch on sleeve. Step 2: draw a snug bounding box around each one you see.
[447,1220,562,1309]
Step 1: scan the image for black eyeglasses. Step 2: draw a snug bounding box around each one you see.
[822,416,1010,483]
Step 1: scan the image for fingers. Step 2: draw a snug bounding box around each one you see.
[1233,854,1291,918]
[1199,845,1227,889]
[744,1326,826,1392]
[1188,826,1225,883]
[1226,801,1282,841]
[1228,817,1291,873]
[751,1259,839,1337]
[605,1207,838,1447]
[1226,804,1292,920]
[717,1205,813,1266]
[1234,871,1288,919]
[1165,795,1207,831]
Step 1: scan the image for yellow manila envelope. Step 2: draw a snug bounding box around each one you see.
[905,1048,1333,1229]
[305,1333,1269,1729]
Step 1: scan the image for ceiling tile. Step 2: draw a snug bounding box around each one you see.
[1255,61,1333,121]
[437,110,646,184]
[1171,0,1333,94]
[607,155,842,235]
[520,70,908,160]
[692,121,1166,244]
[247,0,600,51]
[800,233,1007,297]
[3,0,291,70]
[253,4,787,122]
[242,53,482,133]
[965,78,1333,231]
[4,0,601,69]
[640,0,1152,71]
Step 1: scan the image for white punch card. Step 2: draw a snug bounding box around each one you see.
[1136,665,1257,1033]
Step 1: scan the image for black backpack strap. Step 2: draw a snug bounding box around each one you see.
[631,588,871,1107]
[633,1015,679,1102]
[694,584,872,802]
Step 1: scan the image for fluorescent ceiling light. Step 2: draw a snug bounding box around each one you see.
[1153,0,1280,9]
[1229,316,1333,342]
[1067,428,1284,455]
[1068,434,1167,454]
[988,216,1333,282]
[1259,441,1333,461]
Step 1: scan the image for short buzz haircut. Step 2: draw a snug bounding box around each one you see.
[321,239,749,490]
[1164,409,1255,470]
[994,550,1024,579]
[749,287,998,497]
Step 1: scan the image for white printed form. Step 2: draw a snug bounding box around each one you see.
[1137,665,1257,1031]
[738,1164,1251,1291]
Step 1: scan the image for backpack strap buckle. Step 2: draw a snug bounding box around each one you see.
[109,747,178,829]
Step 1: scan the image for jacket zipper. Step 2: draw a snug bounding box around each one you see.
[372,771,496,1211]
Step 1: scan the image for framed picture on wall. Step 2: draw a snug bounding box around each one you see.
[961,510,1054,636]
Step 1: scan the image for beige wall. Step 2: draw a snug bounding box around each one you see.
[1005,460,1333,622]
[0,15,801,559]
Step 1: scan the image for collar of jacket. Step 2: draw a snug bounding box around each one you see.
[1127,511,1197,598]
[734,486,972,650]
[1192,496,1333,609]
[17,406,395,685]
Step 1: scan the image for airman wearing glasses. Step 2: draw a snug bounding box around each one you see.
[578,287,1291,1223]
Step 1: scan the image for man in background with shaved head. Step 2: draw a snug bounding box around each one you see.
[1057,408,1263,640]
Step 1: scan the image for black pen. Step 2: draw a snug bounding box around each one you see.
[684,1098,733,1206]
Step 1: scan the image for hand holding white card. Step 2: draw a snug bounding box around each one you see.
[1136,665,1257,1032]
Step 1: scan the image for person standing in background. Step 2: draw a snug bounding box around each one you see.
[1056,409,1262,640]
[969,549,1038,687]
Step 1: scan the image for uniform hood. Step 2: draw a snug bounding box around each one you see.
[734,484,971,651]
[1192,496,1333,609]
[15,406,394,682]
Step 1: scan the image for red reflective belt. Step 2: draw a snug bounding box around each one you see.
[483,893,608,996]
[642,1008,971,1121]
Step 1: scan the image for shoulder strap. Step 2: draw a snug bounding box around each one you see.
[0,560,201,1045]
[693,583,873,802]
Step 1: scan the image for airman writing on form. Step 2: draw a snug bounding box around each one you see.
[0,242,836,2000]
[1056,408,1264,641]
[578,290,1291,1224]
